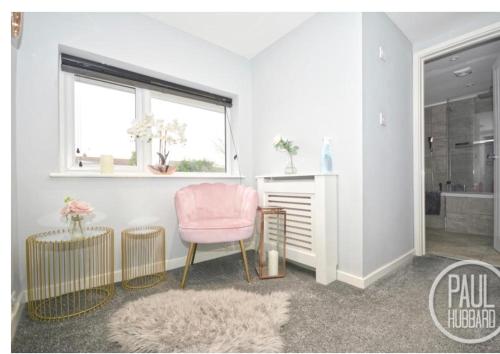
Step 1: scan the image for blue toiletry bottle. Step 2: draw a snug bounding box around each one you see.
[321,137,333,173]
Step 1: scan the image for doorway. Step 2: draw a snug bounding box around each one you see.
[413,23,500,264]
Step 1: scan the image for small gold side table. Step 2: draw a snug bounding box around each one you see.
[25,227,115,321]
[121,226,166,289]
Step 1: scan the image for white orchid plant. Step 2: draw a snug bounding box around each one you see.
[128,114,186,166]
[127,114,156,142]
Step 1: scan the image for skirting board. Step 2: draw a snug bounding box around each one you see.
[11,291,23,341]
[337,249,415,289]
[15,244,245,302]
[111,245,245,283]
[164,246,243,274]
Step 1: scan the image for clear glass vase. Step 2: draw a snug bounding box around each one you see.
[284,153,297,174]
[69,215,85,239]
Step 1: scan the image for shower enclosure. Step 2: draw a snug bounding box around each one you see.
[425,93,495,236]
[426,93,494,194]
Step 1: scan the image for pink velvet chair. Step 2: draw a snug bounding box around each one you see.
[175,183,258,288]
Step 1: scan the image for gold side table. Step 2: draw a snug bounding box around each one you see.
[25,227,115,321]
[121,226,166,289]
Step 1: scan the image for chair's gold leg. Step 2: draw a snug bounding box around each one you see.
[239,240,251,283]
[191,243,198,265]
[180,243,196,288]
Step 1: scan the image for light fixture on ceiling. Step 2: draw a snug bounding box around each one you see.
[453,66,472,77]
[449,56,459,61]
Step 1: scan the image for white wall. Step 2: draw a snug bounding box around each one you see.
[252,13,364,276]
[361,13,413,276]
[14,13,253,293]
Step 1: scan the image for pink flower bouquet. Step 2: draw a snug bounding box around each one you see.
[61,197,94,218]
[61,197,94,238]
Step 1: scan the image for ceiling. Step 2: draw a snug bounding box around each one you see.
[424,39,500,105]
[142,12,500,103]
[145,12,500,60]
[386,13,500,50]
[144,13,314,59]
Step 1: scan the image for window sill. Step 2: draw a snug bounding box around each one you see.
[49,172,244,179]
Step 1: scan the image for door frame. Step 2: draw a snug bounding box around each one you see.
[413,22,500,256]
[493,56,500,252]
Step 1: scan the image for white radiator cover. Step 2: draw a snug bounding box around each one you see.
[256,174,338,285]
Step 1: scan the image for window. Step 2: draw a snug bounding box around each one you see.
[150,93,226,173]
[74,78,137,168]
[60,53,233,175]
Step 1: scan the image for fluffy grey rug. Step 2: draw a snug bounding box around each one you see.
[108,288,290,352]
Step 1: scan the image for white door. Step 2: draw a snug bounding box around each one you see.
[493,56,500,252]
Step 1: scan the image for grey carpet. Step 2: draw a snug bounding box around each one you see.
[11,253,500,352]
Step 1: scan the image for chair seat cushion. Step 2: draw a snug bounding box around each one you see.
[180,218,253,230]
[179,218,254,244]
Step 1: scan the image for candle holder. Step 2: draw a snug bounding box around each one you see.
[254,206,286,279]
[100,155,114,174]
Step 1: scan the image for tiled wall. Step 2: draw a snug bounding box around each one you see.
[424,103,448,229]
[448,99,475,191]
[425,104,448,192]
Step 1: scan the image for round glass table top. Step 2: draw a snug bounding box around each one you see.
[122,226,164,236]
[28,227,112,243]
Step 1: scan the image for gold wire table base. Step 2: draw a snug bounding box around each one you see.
[121,226,166,290]
[122,273,165,289]
[26,227,115,321]
[30,287,113,321]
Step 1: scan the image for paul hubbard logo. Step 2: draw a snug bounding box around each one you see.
[429,260,500,344]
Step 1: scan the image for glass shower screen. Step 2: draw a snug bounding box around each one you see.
[447,95,494,193]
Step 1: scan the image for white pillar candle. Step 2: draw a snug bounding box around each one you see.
[268,249,279,276]
[100,155,114,174]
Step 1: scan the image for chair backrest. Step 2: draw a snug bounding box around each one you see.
[175,183,257,224]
